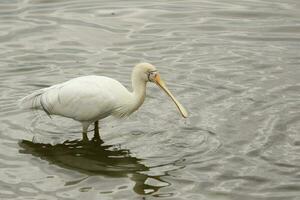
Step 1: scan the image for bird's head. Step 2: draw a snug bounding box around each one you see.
[133,63,188,118]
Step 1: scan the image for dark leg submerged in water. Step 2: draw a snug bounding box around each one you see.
[93,120,101,141]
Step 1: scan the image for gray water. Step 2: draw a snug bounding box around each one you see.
[0,0,300,199]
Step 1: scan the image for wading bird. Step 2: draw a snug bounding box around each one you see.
[20,63,187,141]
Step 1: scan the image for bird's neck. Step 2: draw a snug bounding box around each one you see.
[131,75,146,112]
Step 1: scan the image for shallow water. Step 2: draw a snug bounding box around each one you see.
[0,0,300,199]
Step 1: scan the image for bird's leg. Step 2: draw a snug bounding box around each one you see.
[82,131,88,142]
[82,123,89,142]
[93,121,101,141]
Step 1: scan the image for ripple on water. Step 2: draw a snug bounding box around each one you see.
[0,0,300,199]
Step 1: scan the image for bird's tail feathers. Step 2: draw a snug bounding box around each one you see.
[18,89,46,110]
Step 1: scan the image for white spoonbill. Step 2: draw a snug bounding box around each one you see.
[20,63,188,141]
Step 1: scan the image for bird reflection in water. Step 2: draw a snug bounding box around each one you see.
[19,136,168,195]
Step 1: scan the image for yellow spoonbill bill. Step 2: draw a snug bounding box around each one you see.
[20,63,188,141]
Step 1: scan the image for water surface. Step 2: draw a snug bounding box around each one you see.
[0,0,300,199]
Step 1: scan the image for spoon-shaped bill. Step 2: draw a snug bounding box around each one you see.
[154,74,188,118]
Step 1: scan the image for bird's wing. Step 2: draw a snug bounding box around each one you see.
[20,76,129,122]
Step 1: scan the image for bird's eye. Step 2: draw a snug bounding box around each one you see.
[147,70,157,81]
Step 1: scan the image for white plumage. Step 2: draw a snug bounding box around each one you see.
[20,63,187,141]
